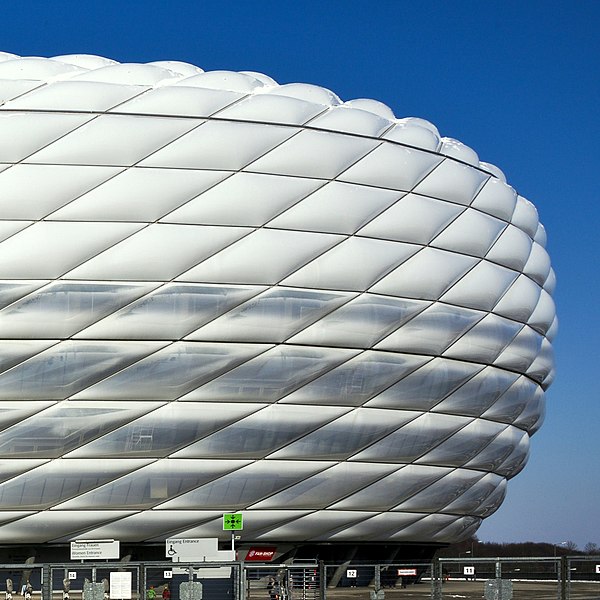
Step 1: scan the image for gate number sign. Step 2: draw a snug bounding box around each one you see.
[347,570,357,578]
[464,566,475,575]
[596,565,600,574]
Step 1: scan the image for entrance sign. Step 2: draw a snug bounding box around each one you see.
[165,538,234,562]
[70,540,120,560]
[223,513,243,530]
[109,572,131,600]
[397,569,417,576]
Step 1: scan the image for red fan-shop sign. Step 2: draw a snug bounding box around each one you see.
[246,547,277,561]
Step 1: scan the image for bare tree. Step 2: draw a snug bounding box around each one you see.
[584,542,599,554]
[564,540,579,552]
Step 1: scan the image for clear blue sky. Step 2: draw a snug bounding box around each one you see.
[3,0,599,550]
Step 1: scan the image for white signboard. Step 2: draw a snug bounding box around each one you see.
[596,565,600,574]
[165,538,234,562]
[164,571,173,579]
[463,566,475,575]
[68,573,77,581]
[346,570,357,578]
[397,569,417,576]
[109,572,132,600]
[70,540,120,560]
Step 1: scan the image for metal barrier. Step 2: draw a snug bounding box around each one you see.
[0,557,597,600]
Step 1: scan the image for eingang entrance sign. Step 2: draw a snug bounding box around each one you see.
[70,539,120,560]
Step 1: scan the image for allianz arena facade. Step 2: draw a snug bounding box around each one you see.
[0,52,555,560]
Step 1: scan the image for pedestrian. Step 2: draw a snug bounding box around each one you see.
[162,585,170,600]
[146,586,156,600]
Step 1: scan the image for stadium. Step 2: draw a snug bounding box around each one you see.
[0,52,555,563]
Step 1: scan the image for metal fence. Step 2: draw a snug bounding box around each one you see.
[0,557,598,600]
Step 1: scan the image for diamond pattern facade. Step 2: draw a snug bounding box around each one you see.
[0,52,556,546]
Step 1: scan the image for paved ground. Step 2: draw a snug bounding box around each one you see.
[319,581,600,600]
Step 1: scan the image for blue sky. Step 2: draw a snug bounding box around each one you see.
[2,0,599,549]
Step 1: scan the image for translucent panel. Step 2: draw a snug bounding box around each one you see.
[140,120,298,170]
[0,281,155,339]
[464,426,527,472]
[72,63,176,85]
[366,358,482,411]
[27,114,199,166]
[413,160,489,205]
[266,82,340,105]
[493,274,542,322]
[180,229,342,285]
[159,460,333,509]
[432,367,520,417]
[330,464,449,511]
[68,402,265,458]
[66,224,251,281]
[0,79,44,105]
[0,340,166,400]
[381,122,440,151]
[323,512,426,542]
[51,168,230,222]
[358,193,465,244]
[351,413,472,462]
[3,81,146,112]
[309,106,392,136]
[526,338,555,386]
[512,387,545,433]
[0,58,84,80]
[440,261,518,311]
[443,314,523,363]
[431,210,506,257]
[245,129,379,179]
[0,280,48,310]
[523,241,552,285]
[55,459,246,509]
[163,172,322,226]
[280,352,425,407]
[430,516,481,543]
[0,511,136,544]
[52,54,118,69]
[289,295,431,349]
[494,326,544,372]
[267,407,418,459]
[511,196,539,237]
[0,221,32,243]
[76,510,222,542]
[486,224,533,271]
[182,345,356,403]
[430,473,506,515]
[0,400,56,430]
[471,479,508,517]
[72,342,270,401]
[544,268,557,295]
[0,459,49,484]
[495,433,530,477]
[376,304,484,355]
[481,376,540,424]
[176,70,263,92]
[173,404,349,459]
[534,222,547,247]
[340,143,443,191]
[394,469,485,511]
[0,458,150,509]
[388,514,460,541]
[0,164,122,219]
[0,221,141,279]
[188,288,352,343]
[0,112,93,162]
[216,94,325,125]
[114,86,243,117]
[256,511,372,542]
[470,177,517,220]
[528,289,556,335]
[147,60,203,76]
[251,462,397,509]
[77,284,264,341]
[282,238,418,292]
[370,248,479,300]
[0,401,156,458]
[439,138,479,166]
[479,161,507,183]
[416,420,507,467]
[268,181,401,235]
